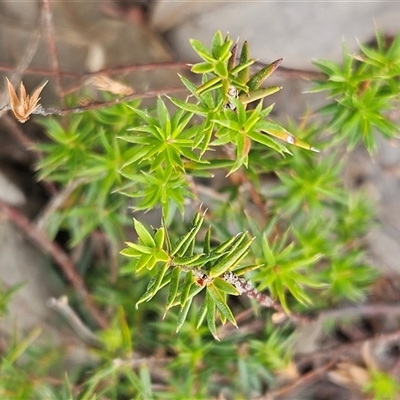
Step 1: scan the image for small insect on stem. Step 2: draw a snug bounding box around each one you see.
[195,273,209,287]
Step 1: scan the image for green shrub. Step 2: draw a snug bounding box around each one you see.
[2,29,399,399]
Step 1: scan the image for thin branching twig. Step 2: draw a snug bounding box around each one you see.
[318,302,400,322]
[264,359,337,400]
[47,296,103,347]
[0,86,187,119]
[222,271,312,324]
[182,265,311,324]
[297,327,400,370]
[41,0,64,105]
[0,61,191,81]
[0,198,108,329]
[0,3,43,114]
[0,63,78,78]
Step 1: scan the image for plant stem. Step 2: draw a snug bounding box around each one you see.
[0,86,187,118]
[265,359,336,399]
[0,198,108,329]
[41,0,64,105]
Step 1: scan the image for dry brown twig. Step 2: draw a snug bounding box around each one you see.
[263,359,337,400]
[0,198,108,329]
[0,3,43,112]
[297,327,400,373]
[41,0,64,105]
[47,296,103,347]
[1,83,186,121]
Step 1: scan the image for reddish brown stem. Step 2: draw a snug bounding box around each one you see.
[0,86,187,118]
[0,198,108,329]
[297,328,400,369]
[265,359,336,399]
[41,0,64,105]
[0,63,79,78]
[85,61,192,76]
[0,59,324,84]
[0,61,192,80]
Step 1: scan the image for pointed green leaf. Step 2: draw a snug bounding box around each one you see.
[189,39,213,62]
[247,58,283,91]
[6,327,42,364]
[118,306,133,354]
[180,270,194,307]
[206,291,218,340]
[214,234,242,254]
[232,263,261,276]
[195,76,222,95]
[209,237,253,278]
[133,219,155,247]
[136,263,170,307]
[215,61,228,78]
[275,279,290,315]
[213,277,239,295]
[171,231,194,257]
[157,97,171,136]
[196,299,208,328]
[211,30,224,58]
[247,128,291,155]
[240,86,282,104]
[191,62,214,74]
[207,283,237,327]
[120,247,141,258]
[215,38,232,61]
[203,226,212,254]
[257,120,319,152]
[173,253,204,267]
[237,40,250,83]
[168,96,206,115]
[262,235,276,266]
[176,296,193,332]
[136,254,154,272]
[154,227,165,249]
[173,214,205,257]
[231,59,255,76]
[166,266,181,310]
[155,249,170,262]
[126,241,154,253]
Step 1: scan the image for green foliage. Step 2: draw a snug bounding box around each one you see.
[121,211,252,340]
[35,101,142,246]
[363,369,400,400]
[311,30,400,152]
[252,230,324,313]
[115,31,317,219]
[3,29,400,399]
[115,30,381,332]
[0,328,44,398]
[0,282,25,318]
